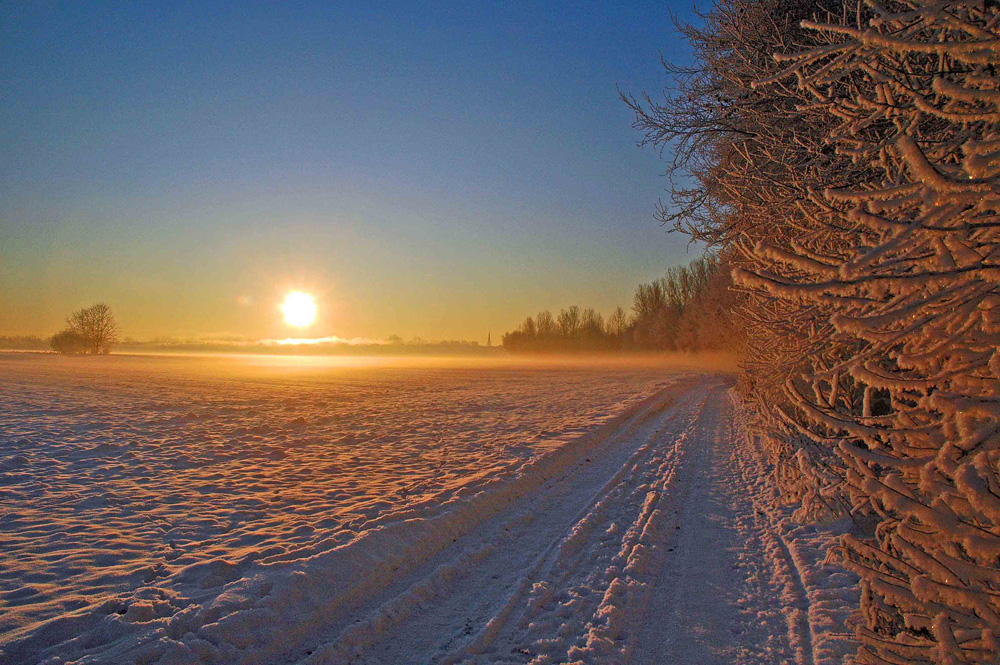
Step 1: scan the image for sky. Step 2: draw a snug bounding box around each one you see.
[1,1,699,342]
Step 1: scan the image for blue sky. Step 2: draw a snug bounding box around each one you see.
[1,1,699,341]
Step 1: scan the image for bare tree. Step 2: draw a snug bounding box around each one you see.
[607,306,630,339]
[519,316,537,337]
[631,281,665,321]
[535,310,557,337]
[579,308,604,339]
[64,303,120,354]
[557,305,581,338]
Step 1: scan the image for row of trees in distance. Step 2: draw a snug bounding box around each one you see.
[501,254,736,353]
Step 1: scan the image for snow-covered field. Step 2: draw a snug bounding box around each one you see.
[0,353,856,664]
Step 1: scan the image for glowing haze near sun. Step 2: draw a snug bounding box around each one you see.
[281,292,317,328]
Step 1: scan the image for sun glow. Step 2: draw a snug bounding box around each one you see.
[280,292,317,328]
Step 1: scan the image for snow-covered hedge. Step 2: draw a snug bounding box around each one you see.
[629,1,1000,662]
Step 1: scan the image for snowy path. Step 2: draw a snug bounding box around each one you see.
[631,386,802,665]
[291,377,831,665]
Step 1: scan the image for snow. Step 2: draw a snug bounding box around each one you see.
[0,353,856,664]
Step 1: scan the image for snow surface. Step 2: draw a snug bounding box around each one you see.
[0,353,856,664]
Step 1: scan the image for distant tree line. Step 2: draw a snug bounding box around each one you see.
[0,335,49,351]
[502,255,736,353]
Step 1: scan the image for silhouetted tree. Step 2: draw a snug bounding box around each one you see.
[579,308,604,344]
[607,306,630,342]
[632,281,665,321]
[536,310,556,337]
[520,316,537,337]
[557,305,581,338]
[58,303,120,354]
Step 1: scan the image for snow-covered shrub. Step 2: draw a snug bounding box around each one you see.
[49,329,87,354]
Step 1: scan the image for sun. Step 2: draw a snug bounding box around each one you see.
[280,291,317,328]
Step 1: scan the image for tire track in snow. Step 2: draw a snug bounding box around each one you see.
[734,433,816,665]
[450,388,710,664]
[730,398,858,665]
[626,385,798,665]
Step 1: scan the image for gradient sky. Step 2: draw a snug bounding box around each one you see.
[1,1,698,342]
